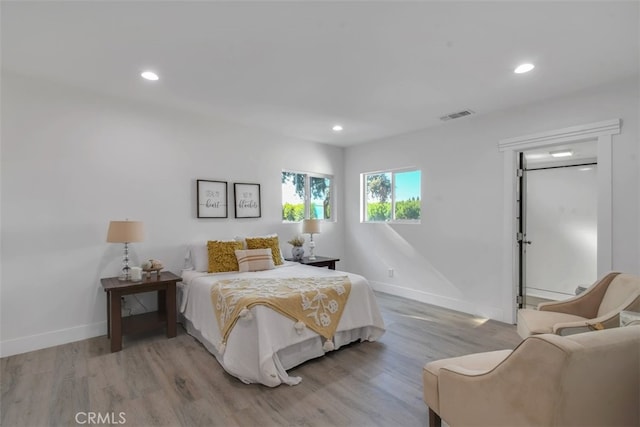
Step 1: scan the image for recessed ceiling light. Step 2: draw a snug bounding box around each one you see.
[332,125,343,132]
[514,63,535,74]
[579,167,593,171]
[141,71,159,81]
[550,149,573,158]
[526,153,546,160]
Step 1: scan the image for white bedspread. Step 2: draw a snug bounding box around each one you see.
[179,262,385,387]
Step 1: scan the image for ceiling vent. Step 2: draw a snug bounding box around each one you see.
[439,109,475,121]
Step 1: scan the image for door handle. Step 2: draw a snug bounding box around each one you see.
[523,240,532,245]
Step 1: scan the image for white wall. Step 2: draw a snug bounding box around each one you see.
[525,165,598,299]
[344,77,639,322]
[0,72,345,356]
[2,72,638,356]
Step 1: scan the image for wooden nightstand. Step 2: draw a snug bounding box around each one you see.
[101,271,182,352]
[286,256,340,270]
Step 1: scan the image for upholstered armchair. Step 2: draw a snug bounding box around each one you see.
[517,272,640,338]
[423,325,640,427]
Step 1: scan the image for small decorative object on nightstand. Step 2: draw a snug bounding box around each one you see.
[130,266,142,282]
[287,235,305,261]
[302,219,320,260]
[141,259,164,279]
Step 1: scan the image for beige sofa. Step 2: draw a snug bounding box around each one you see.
[423,325,640,427]
[517,272,640,338]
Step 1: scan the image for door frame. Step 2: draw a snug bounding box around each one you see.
[517,152,526,309]
[498,119,620,323]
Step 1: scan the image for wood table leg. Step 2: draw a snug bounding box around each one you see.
[428,408,442,427]
[106,290,111,338]
[166,284,177,338]
[157,289,166,315]
[110,292,122,352]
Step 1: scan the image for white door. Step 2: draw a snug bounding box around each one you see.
[520,141,598,305]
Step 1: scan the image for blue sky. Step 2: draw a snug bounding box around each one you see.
[395,170,421,201]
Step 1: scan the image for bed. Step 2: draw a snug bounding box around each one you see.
[179,261,385,387]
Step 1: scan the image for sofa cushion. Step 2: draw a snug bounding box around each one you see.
[423,349,511,414]
[597,274,640,316]
[517,309,586,338]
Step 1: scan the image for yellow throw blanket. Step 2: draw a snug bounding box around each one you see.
[211,276,352,345]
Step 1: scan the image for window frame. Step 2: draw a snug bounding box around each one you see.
[281,170,335,223]
[361,167,421,224]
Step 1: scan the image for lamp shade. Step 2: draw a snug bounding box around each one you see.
[106,221,144,243]
[302,219,320,235]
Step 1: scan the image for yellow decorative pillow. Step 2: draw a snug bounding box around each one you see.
[245,235,283,266]
[207,240,244,273]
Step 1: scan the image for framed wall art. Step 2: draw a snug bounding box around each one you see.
[197,180,228,218]
[234,183,261,218]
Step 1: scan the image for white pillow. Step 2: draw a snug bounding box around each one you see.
[189,243,209,272]
[233,235,247,249]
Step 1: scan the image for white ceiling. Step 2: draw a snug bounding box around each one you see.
[2,1,638,147]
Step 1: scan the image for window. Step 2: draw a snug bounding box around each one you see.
[362,169,421,223]
[282,171,333,222]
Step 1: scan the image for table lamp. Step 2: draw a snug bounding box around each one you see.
[302,219,320,260]
[107,220,144,281]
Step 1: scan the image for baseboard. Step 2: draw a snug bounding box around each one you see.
[370,281,505,321]
[1,321,107,358]
[0,282,506,357]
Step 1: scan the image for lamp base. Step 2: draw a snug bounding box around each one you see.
[308,239,316,260]
[119,243,132,281]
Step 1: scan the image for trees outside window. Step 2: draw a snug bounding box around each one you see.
[282,171,333,222]
[363,169,421,223]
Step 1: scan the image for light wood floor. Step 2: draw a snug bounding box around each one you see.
[2,292,521,427]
